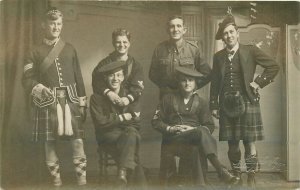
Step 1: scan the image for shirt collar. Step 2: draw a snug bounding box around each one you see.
[43,37,60,46]
[168,39,186,53]
[226,42,239,56]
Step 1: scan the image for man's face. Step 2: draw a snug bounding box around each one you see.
[43,17,63,40]
[179,75,196,93]
[107,70,125,90]
[168,18,186,41]
[222,24,239,49]
[113,35,130,55]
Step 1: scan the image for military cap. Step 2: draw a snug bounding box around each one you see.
[98,61,126,74]
[175,66,203,78]
[215,14,236,40]
[45,7,63,21]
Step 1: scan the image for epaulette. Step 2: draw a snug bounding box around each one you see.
[245,44,254,47]
[186,40,199,48]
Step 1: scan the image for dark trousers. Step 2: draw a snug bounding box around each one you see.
[160,126,217,185]
[97,126,140,170]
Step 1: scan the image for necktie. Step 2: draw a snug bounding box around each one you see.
[228,50,234,56]
[227,50,235,61]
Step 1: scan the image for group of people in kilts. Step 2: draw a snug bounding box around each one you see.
[22,6,279,188]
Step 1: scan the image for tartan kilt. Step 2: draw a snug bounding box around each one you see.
[32,100,85,142]
[219,98,264,142]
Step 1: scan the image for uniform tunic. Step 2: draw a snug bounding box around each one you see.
[152,92,216,185]
[90,87,141,170]
[149,40,211,97]
[92,52,144,102]
[23,40,86,141]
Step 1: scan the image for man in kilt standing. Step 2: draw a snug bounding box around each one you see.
[22,8,87,186]
[210,13,279,187]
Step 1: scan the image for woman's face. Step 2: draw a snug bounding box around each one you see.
[106,70,125,90]
[113,35,130,55]
[179,75,196,93]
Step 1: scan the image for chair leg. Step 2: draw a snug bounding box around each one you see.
[98,147,118,185]
[98,147,106,184]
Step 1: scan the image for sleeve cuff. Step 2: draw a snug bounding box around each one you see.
[209,99,219,110]
[79,96,87,107]
[254,75,273,88]
[119,114,126,122]
[127,94,135,102]
[104,89,111,96]
[31,83,47,100]
[24,63,33,73]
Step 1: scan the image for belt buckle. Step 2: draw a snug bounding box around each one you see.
[56,88,66,98]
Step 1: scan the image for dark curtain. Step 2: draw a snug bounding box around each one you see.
[1,0,48,188]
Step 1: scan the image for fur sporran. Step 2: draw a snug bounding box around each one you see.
[223,91,245,118]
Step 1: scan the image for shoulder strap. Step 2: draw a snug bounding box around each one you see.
[40,39,66,74]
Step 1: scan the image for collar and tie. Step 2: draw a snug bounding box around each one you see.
[226,43,239,61]
[227,50,235,61]
[227,50,235,55]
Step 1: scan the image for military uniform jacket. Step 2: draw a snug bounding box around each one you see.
[210,44,280,110]
[23,40,86,106]
[149,39,211,89]
[92,52,144,103]
[152,92,214,136]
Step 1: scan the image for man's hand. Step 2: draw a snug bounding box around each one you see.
[107,91,121,104]
[250,82,260,94]
[123,113,133,121]
[168,126,181,134]
[211,109,220,119]
[80,107,87,122]
[175,125,194,132]
[41,87,53,100]
[117,97,130,107]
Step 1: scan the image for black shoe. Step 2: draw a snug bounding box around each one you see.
[220,167,240,185]
[247,171,256,188]
[118,168,127,185]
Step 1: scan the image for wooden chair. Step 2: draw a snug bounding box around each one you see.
[97,146,117,183]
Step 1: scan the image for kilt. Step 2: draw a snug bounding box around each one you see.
[32,90,84,142]
[219,98,264,142]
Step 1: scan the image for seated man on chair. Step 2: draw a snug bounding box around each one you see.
[90,61,145,186]
[151,66,240,186]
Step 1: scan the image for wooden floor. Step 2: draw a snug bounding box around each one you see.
[4,172,300,190]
